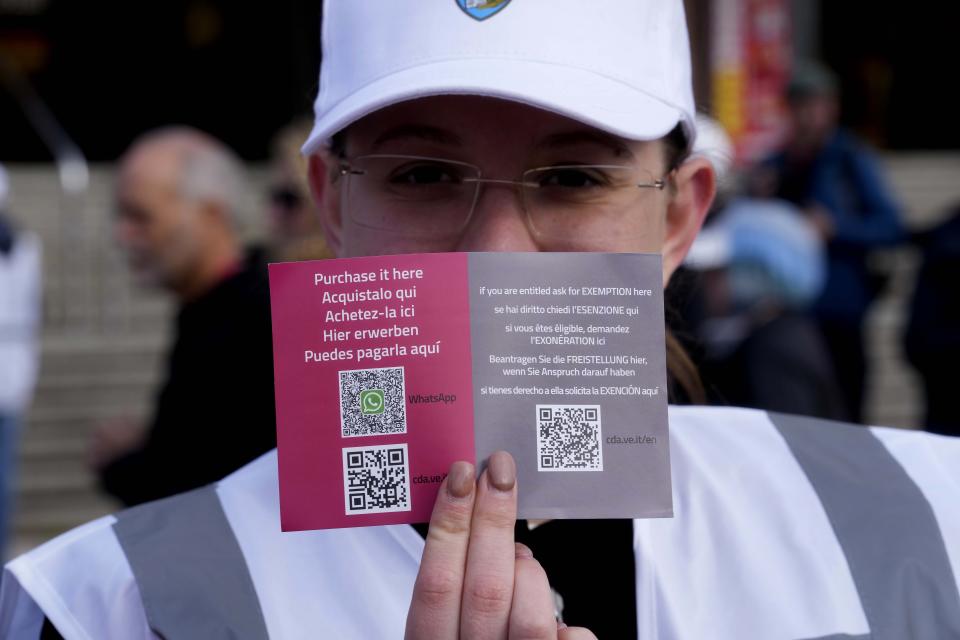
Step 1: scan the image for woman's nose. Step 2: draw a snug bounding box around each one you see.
[454,184,539,252]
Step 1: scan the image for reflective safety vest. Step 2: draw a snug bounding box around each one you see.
[2,406,960,639]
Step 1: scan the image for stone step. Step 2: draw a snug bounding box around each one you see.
[17,435,91,478]
[11,501,119,556]
[30,383,156,415]
[18,462,95,491]
[19,433,88,458]
[25,406,151,438]
[38,296,169,318]
[17,446,91,477]
[14,499,117,533]
[31,370,159,391]
[40,315,170,336]
[25,413,121,434]
[39,331,168,349]
[36,357,165,384]
[37,335,168,370]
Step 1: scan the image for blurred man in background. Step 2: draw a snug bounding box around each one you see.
[752,60,905,422]
[0,165,42,559]
[90,127,276,505]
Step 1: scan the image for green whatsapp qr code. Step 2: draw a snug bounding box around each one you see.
[339,367,407,438]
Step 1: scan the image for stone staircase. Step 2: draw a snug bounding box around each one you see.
[11,331,170,557]
[5,154,960,559]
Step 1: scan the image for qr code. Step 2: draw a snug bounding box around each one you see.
[339,366,407,438]
[536,405,603,472]
[342,444,412,515]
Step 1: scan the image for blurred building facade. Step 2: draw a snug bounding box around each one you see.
[683,0,960,160]
[2,1,958,160]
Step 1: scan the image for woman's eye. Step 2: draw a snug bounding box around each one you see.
[539,168,604,188]
[390,164,460,185]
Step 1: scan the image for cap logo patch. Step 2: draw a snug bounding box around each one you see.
[457,0,511,21]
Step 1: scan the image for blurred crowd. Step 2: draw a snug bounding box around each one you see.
[2,58,959,560]
[678,61,959,435]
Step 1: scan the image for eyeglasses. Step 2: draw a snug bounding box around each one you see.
[338,154,670,241]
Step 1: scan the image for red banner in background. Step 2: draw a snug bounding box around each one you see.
[712,0,792,165]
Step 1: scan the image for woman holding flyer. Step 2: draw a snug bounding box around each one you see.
[301,2,711,637]
[3,1,960,639]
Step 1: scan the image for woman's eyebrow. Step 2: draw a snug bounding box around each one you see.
[371,125,463,151]
[537,131,635,159]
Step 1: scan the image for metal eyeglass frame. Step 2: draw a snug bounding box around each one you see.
[337,154,670,236]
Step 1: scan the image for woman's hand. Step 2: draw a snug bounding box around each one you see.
[405,451,597,640]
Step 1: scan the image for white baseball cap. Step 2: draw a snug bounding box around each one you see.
[303,0,696,155]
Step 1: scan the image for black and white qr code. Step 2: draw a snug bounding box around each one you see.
[339,366,407,438]
[342,444,412,515]
[536,405,604,472]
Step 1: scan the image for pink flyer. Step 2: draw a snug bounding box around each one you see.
[270,252,671,531]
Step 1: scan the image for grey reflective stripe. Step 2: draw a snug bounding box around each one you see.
[797,635,870,640]
[770,411,960,640]
[113,485,269,640]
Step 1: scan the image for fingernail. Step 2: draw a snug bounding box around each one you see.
[515,543,534,559]
[487,451,515,492]
[557,621,568,630]
[446,461,474,499]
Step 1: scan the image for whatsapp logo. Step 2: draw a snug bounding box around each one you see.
[360,389,385,415]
